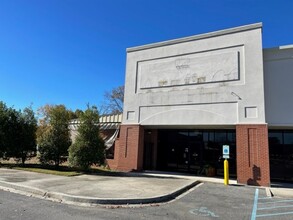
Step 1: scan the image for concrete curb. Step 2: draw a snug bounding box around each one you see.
[0,180,47,197]
[265,187,273,197]
[269,187,293,198]
[0,180,201,205]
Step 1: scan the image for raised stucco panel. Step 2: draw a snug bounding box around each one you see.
[123,23,266,126]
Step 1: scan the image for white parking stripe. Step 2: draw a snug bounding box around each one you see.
[258,199,293,205]
[258,204,293,210]
[256,197,293,218]
[258,197,272,200]
[256,211,293,218]
[251,189,259,220]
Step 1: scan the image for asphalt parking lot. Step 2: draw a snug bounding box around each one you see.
[251,189,293,219]
[1,168,293,219]
[3,182,293,220]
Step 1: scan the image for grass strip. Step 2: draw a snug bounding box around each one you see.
[12,167,81,176]
[0,163,117,177]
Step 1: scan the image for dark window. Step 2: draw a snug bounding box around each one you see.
[106,145,115,159]
[269,130,293,182]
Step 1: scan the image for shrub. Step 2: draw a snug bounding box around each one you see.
[68,106,105,170]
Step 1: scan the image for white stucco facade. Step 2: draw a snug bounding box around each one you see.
[110,23,293,186]
[123,23,266,127]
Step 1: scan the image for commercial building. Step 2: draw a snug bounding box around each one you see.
[107,23,293,186]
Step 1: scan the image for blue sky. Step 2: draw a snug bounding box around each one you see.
[0,0,292,112]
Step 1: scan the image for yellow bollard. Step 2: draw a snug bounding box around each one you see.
[224,159,229,185]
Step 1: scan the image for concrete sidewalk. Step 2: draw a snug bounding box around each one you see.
[269,182,293,198]
[0,168,292,206]
[0,168,200,205]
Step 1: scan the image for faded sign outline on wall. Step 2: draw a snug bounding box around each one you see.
[138,50,240,89]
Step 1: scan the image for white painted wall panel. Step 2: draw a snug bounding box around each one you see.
[139,103,238,125]
[123,23,266,126]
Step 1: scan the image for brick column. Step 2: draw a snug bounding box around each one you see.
[115,124,144,171]
[236,124,270,186]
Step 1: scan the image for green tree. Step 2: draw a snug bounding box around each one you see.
[68,105,105,170]
[16,107,37,164]
[68,109,84,120]
[0,103,37,164]
[37,104,71,167]
[0,102,10,158]
[0,102,22,160]
[74,109,84,118]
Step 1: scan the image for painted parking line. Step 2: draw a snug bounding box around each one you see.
[258,205,293,210]
[258,197,273,200]
[251,188,293,219]
[251,188,259,220]
[258,199,293,204]
[256,211,293,218]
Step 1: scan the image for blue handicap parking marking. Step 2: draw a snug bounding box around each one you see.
[251,188,293,219]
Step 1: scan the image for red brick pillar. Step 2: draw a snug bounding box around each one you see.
[115,124,144,171]
[236,124,270,186]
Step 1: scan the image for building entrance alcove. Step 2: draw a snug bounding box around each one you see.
[155,129,237,177]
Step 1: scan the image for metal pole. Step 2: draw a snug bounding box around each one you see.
[224,159,229,185]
